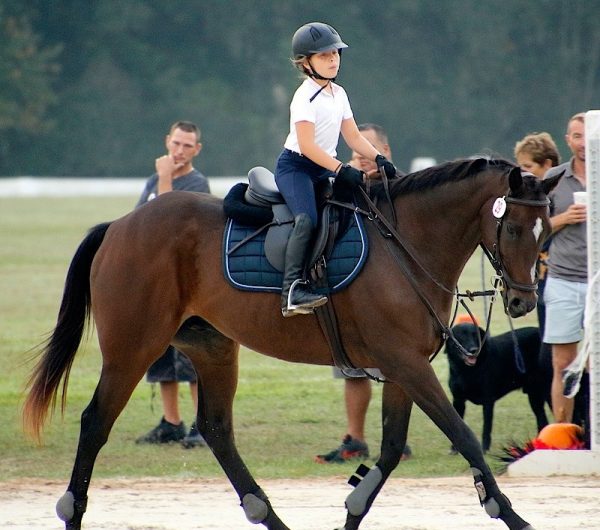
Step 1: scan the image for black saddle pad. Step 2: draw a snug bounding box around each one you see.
[223,211,368,293]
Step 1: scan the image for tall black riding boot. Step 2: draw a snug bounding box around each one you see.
[281,213,328,317]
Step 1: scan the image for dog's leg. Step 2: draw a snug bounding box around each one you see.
[450,396,466,454]
[526,385,549,432]
[481,403,494,452]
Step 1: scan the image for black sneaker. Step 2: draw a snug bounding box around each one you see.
[135,417,186,444]
[314,434,369,464]
[181,422,207,449]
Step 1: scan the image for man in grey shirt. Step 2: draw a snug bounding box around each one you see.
[135,121,210,447]
[543,112,587,424]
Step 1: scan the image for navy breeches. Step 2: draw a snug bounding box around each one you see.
[274,149,334,228]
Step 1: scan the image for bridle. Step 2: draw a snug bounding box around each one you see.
[480,195,550,294]
[327,171,551,369]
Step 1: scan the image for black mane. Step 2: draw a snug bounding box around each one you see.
[371,157,518,201]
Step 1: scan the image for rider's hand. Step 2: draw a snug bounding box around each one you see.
[375,155,397,178]
[336,164,364,189]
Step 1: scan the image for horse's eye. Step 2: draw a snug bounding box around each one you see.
[505,223,520,239]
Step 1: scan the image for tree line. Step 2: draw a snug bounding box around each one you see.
[1,0,599,177]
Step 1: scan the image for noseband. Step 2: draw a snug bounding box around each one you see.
[480,195,550,294]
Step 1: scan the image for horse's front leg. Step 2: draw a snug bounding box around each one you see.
[339,382,412,530]
[450,393,466,454]
[404,359,535,530]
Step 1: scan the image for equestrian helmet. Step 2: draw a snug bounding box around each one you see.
[292,22,348,58]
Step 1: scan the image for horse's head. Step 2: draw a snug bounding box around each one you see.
[481,165,562,317]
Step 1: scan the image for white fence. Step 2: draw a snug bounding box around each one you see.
[0,176,246,199]
[508,110,600,476]
[586,110,600,452]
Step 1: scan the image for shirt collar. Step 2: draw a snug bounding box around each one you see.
[305,76,339,95]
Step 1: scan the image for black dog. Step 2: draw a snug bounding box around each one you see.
[444,323,551,452]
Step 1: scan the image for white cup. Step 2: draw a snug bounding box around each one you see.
[573,191,587,205]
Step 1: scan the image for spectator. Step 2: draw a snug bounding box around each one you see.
[543,113,587,424]
[514,132,560,179]
[135,121,210,447]
[315,123,411,464]
[349,123,394,176]
[513,132,561,347]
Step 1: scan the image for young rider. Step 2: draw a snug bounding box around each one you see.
[275,22,397,317]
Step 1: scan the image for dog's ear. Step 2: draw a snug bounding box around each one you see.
[479,326,486,341]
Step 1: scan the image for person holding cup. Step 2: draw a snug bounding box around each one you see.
[543,112,587,425]
[573,191,587,205]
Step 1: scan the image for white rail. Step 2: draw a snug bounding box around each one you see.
[585,110,600,451]
[0,176,246,199]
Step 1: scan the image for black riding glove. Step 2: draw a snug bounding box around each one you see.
[333,164,364,202]
[375,155,397,178]
[336,164,364,188]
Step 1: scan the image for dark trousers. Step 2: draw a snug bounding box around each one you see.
[274,149,334,228]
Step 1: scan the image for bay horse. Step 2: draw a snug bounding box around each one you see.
[23,158,560,530]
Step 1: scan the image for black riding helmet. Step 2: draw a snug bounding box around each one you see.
[292,22,348,58]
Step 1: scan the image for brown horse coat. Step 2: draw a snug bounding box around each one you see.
[24,158,561,530]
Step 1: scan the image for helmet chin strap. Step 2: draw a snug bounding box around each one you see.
[305,55,340,82]
[304,57,338,102]
[306,65,335,81]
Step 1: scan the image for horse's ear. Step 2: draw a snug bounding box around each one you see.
[508,166,523,194]
[541,170,564,195]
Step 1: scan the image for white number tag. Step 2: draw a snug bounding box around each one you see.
[492,197,507,218]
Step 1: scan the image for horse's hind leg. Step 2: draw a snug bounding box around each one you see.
[341,382,412,530]
[57,361,147,529]
[401,359,535,530]
[175,320,291,530]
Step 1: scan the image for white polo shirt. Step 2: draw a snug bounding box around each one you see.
[283,77,353,157]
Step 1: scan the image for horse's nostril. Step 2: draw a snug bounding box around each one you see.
[509,297,527,317]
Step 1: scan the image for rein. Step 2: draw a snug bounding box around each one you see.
[326,184,549,368]
[355,187,497,362]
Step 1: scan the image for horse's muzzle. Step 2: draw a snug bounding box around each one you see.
[505,291,537,318]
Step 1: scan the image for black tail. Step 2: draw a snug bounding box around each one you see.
[23,222,111,441]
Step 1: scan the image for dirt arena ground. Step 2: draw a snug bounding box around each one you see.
[1,475,599,529]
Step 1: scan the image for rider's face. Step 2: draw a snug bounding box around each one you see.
[304,50,340,80]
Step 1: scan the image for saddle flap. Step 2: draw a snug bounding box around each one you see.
[264,204,294,270]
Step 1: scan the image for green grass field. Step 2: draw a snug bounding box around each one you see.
[0,195,542,482]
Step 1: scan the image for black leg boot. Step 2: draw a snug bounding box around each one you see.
[281,213,328,317]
